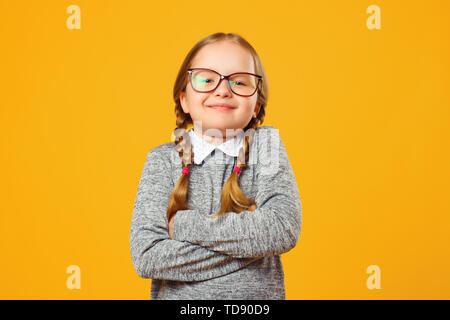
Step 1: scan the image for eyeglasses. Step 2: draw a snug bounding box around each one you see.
[187,68,262,97]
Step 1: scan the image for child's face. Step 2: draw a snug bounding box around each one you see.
[180,40,261,139]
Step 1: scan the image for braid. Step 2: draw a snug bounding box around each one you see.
[209,119,261,218]
[173,127,194,167]
[166,106,194,221]
[237,120,259,169]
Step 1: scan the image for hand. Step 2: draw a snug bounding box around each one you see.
[248,203,257,211]
[168,216,174,240]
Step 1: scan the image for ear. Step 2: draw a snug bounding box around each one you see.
[179,91,190,114]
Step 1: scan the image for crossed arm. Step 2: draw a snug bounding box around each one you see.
[130,131,302,281]
[168,204,257,239]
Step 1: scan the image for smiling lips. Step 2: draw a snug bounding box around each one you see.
[207,103,236,111]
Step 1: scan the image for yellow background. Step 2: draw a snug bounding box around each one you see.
[1,0,449,299]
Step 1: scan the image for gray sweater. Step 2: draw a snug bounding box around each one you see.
[129,125,302,300]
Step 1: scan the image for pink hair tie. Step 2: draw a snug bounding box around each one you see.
[233,166,241,173]
[182,167,189,175]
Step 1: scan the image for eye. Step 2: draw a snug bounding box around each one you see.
[231,80,246,86]
[196,77,213,83]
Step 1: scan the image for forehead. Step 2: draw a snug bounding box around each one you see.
[191,41,255,74]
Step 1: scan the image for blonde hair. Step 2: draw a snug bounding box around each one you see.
[166,32,269,221]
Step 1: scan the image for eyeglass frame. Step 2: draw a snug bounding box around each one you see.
[187,68,262,97]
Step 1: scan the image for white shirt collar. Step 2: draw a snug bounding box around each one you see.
[188,128,244,165]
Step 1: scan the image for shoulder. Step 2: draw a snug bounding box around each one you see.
[148,142,176,156]
[256,125,277,131]
[255,125,278,134]
[145,142,177,167]
[252,125,282,151]
[253,125,280,141]
[250,125,290,173]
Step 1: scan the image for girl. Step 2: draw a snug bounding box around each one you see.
[129,32,302,300]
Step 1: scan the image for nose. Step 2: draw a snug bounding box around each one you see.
[213,77,233,97]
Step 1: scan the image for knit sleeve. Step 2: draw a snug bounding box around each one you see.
[129,148,258,282]
[171,129,302,259]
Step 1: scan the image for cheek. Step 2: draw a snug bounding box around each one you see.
[186,90,207,108]
[239,100,256,114]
